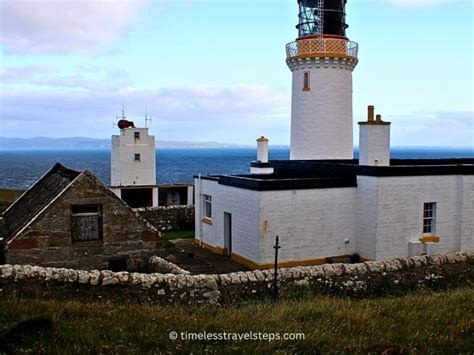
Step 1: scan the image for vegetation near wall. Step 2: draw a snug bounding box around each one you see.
[0,251,472,305]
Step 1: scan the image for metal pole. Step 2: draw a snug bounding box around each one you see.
[273,235,281,302]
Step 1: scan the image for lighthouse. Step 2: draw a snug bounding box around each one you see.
[287,0,358,160]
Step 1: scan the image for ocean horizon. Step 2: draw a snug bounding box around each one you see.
[0,146,473,190]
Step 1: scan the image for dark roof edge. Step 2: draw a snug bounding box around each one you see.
[2,163,80,217]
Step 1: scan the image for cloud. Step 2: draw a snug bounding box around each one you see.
[0,0,151,54]
[0,85,290,143]
[0,65,58,83]
[388,111,474,146]
[1,65,133,91]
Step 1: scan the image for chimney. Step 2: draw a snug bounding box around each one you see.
[250,136,274,174]
[358,106,391,166]
[368,105,375,123]
[256,136,269,163]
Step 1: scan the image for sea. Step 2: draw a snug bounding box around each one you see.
[0,147,472,190]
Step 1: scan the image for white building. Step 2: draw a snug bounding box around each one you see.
[194,0,474,269]
[110,117,193,208]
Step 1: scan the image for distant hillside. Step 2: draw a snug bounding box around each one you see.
[0,137,243,150]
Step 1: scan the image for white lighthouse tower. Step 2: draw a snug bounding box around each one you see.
[286,0,358,160]
[110,112,158,208]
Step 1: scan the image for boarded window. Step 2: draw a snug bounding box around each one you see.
[303,71,310,91]
[71,205,102,242]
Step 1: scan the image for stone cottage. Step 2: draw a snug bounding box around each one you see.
[1,163,162,271]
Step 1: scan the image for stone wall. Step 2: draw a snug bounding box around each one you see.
[136,205,194,232]
[0,251,472,305]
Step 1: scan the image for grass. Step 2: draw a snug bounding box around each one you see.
[0,286,472,353]
[164,230,195,240]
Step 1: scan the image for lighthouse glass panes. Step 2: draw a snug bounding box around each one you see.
[423,202,436,235]
[296,0,348,38]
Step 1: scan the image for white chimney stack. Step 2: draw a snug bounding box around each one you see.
[250,136,274,174]
[256,136,269,163]
[358,106,391,166]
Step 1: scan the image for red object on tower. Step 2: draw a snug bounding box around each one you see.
[118,120,135,129]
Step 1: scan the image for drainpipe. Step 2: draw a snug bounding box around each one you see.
[198,173,203,246]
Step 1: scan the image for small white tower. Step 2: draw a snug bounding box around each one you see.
[111,120,156,186]
[286,0,358,160]
[250,136,274,174]
[358,105,391,166]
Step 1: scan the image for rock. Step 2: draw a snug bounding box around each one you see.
[13,265,25,280]
[101,271,119,286]
[254,270,265,282]
[230,273,241,285]
[238,272,249,283]
[78,271,90,284]
[148,255,190,275]
[90,270,101,285]
[332,264,344,276]
[294,279,309,287]
[219,274,231,286]
[0,265,14,278]
[203,290,220,304]
[66,269,78,283]
[116,272,130,285]
[246,272,257,282]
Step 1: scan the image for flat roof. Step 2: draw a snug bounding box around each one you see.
[194,158,474,191]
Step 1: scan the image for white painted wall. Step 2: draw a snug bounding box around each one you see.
[194,173,473,267]
[356,176,379,260]
[194,178,261,262]
[288,57,357,160]
[359,123,391,166]
[259,187,357,264]
[372,175,472,259]
[111,128,156,186]
[458,175,474,250]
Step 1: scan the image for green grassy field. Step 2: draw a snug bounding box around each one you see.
[0,286,472,353]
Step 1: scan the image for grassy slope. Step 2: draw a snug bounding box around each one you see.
[0,287,473,353]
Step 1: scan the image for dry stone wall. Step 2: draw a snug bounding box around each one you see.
[136,206,194,232]
[0,251,472,305]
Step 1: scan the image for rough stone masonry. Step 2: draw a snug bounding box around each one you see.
[0,251,472,305]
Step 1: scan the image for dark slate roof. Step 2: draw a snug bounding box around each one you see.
[195,158,474,191]
[2,163,80,239]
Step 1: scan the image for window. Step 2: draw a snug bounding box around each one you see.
[203,194,212,219]
[134,153,141,162]
[134,131,140,141]
[71,205,102,242]
[303,71,310,91]
[423,202,436,235]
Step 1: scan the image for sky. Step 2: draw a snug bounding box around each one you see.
[0,0,473,147]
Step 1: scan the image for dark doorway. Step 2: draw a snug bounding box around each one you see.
[108,259,128,272]
[158,186,188,206]
[224,212,232,256]
[121,188,153,208]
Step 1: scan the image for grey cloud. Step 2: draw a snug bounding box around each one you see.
[0,0,151,54]
[0,85,290,143]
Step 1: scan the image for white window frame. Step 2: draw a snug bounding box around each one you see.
[203,194,212,220]
[422,202,436,235]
